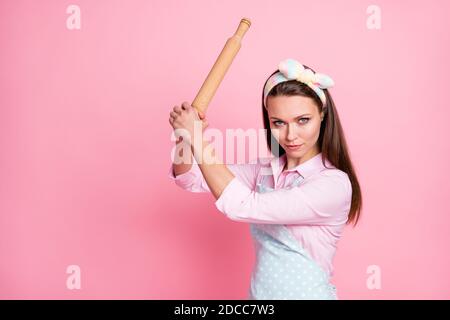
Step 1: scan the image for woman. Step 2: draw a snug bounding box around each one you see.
[168,58,362,299]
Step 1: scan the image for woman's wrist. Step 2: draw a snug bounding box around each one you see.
[190,134,204,163]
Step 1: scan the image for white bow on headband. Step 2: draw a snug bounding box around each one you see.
[264,58,335,106]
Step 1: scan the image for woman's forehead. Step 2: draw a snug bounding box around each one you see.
[267,95,318,116]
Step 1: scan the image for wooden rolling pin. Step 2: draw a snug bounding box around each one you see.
[192,18,251,114]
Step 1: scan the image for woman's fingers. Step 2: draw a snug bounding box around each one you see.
[170,102,203,128]
[173,102,193,116]
[173,105,183,115]
[181,101,191,110]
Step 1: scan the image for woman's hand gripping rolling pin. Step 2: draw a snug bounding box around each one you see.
[169,101,208,146]
[168,101,235,199]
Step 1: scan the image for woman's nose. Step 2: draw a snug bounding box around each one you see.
[286,123,297,141]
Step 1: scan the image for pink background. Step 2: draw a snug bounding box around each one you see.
[1,0,449,299]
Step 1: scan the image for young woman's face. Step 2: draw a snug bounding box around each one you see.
[266,95,323,161]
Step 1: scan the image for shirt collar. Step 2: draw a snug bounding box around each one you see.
[269,152,333,181]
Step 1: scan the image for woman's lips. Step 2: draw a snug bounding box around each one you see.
[285,144,303,150]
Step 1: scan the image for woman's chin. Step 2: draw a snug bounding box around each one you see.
[284,149,304,157]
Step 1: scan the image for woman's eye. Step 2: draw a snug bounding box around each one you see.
[299,118,310,124]
[272,118,309,126]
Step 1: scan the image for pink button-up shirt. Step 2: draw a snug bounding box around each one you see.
[168,152,352,276]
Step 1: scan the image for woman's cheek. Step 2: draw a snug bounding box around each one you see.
[304,121,321,142]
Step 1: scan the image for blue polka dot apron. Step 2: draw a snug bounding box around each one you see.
[247,174,338,300]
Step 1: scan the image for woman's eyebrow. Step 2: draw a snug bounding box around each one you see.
[270,114,312,120]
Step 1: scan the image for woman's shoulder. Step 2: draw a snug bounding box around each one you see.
[320,158,349,177]
[315,167,352,194]
[320,166,348,177]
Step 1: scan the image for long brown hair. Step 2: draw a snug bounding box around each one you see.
[262,67,362,226]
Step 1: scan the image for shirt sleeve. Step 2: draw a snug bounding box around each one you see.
[168,157,259,193]
[214,170,352,226]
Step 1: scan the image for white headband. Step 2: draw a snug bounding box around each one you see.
[263,58,335,107]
